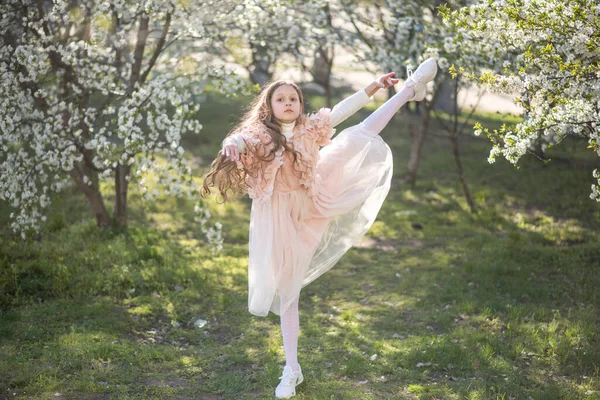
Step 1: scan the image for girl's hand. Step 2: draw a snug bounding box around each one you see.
[222,143,240,162]
[375,72,399,89]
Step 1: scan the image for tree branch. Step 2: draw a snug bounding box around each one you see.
[342,4,375,50]
[127,14,150,95]
[36,0,53,37]
[139,12,172,85]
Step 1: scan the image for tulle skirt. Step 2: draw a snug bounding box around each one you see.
[247,124,393,316]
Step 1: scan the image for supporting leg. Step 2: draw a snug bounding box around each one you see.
[361,86,416,136]
[280,296,300,372]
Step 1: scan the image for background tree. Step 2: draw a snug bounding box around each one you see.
[307,4,336,107]
[417,1,507,213]
[336,0,478,185]
[0,0,245,239]
[441,0,600,201]
[212,0,331,87]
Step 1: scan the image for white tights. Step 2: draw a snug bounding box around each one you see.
[280,296,300,371]
[361,85,415,136]
[278,85,414,371]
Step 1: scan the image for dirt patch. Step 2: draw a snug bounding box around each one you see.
[42,393,108,400]
[142,376,189,388]
[79,395,110,400]
[356,237,424,251]
[398,239,424,248]
[196,394,224,400]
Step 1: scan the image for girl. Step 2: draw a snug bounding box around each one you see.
[202,58,437,398]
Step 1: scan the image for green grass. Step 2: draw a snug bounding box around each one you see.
[1,87,599,399]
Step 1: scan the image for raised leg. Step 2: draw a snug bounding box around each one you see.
[360,58,438,136]
[360,86,416,136]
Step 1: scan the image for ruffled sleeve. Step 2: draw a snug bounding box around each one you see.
[230,124,282,201]
[303,108,335,147]
[232,125,273,173]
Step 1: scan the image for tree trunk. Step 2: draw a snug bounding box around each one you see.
[114,163,131,231]
[310,45,334,108]
[310,6,334,107]
[70,165,110,227]
[405,79,445,185]
[447,75,476,213]
[58,8,111,228]
[532,131,547,160]
[406,108,431,185]
[432,78,456,114]
[450,135,476,213]
[248,43,273,87]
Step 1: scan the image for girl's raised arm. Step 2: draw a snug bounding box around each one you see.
[329,72,399,128]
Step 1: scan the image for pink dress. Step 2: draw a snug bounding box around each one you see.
[235,109,393,316]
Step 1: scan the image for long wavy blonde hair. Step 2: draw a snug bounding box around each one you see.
[201,80,311,203]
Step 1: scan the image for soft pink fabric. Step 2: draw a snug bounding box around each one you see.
[241,108,394,317]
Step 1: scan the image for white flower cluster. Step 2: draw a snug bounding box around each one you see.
[334,0,494,91]
[444,0,600,200]
[334,0,427,77]
[208,0,331,71]
[0,0,244,247]
[193,202,223,254]
[592,169,600,202]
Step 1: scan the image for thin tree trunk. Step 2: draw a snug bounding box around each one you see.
[325,78,332,109]
[387,85,397,99]
[450,76,475,213]
[248,43,273,87]
[450,135,476,213]
[70,166,110,227]
[434,75,477,213]
[49,5,113,228]
[114,163,131,231]
[533,131,547,160]
[311,45,334,107]
[406,108,430,185]
[310,5,334,107]
[111,13,150,231]
[405,80,444,185]
[128,15,149,94]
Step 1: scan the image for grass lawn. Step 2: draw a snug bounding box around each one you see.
[1,87,599,399]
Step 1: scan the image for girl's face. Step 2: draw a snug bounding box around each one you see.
[270,85,301,124]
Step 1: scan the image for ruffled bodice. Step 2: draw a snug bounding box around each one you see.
[234,108,334,202]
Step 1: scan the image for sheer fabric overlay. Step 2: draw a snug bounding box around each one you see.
[248,123,393,317]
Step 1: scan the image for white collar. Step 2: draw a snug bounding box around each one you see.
[281,121,296,139]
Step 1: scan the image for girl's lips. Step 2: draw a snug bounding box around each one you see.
[284,110,293,113]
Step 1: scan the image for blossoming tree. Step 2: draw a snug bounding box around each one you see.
[441,0,600,200]
[335,0,479,185]
[0,0,245,241]
[207,0,331,87]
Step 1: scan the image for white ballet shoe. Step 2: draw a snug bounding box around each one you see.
[275,365,304,398]
[405,58,438,101]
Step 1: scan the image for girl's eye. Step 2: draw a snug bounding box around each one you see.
[291,98,297,102]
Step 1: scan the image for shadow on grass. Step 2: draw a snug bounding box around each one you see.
[0,213,272,399]
[295,162,599,398]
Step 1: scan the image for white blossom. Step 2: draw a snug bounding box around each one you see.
[0,0,247,249]
[443,0,600,200]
